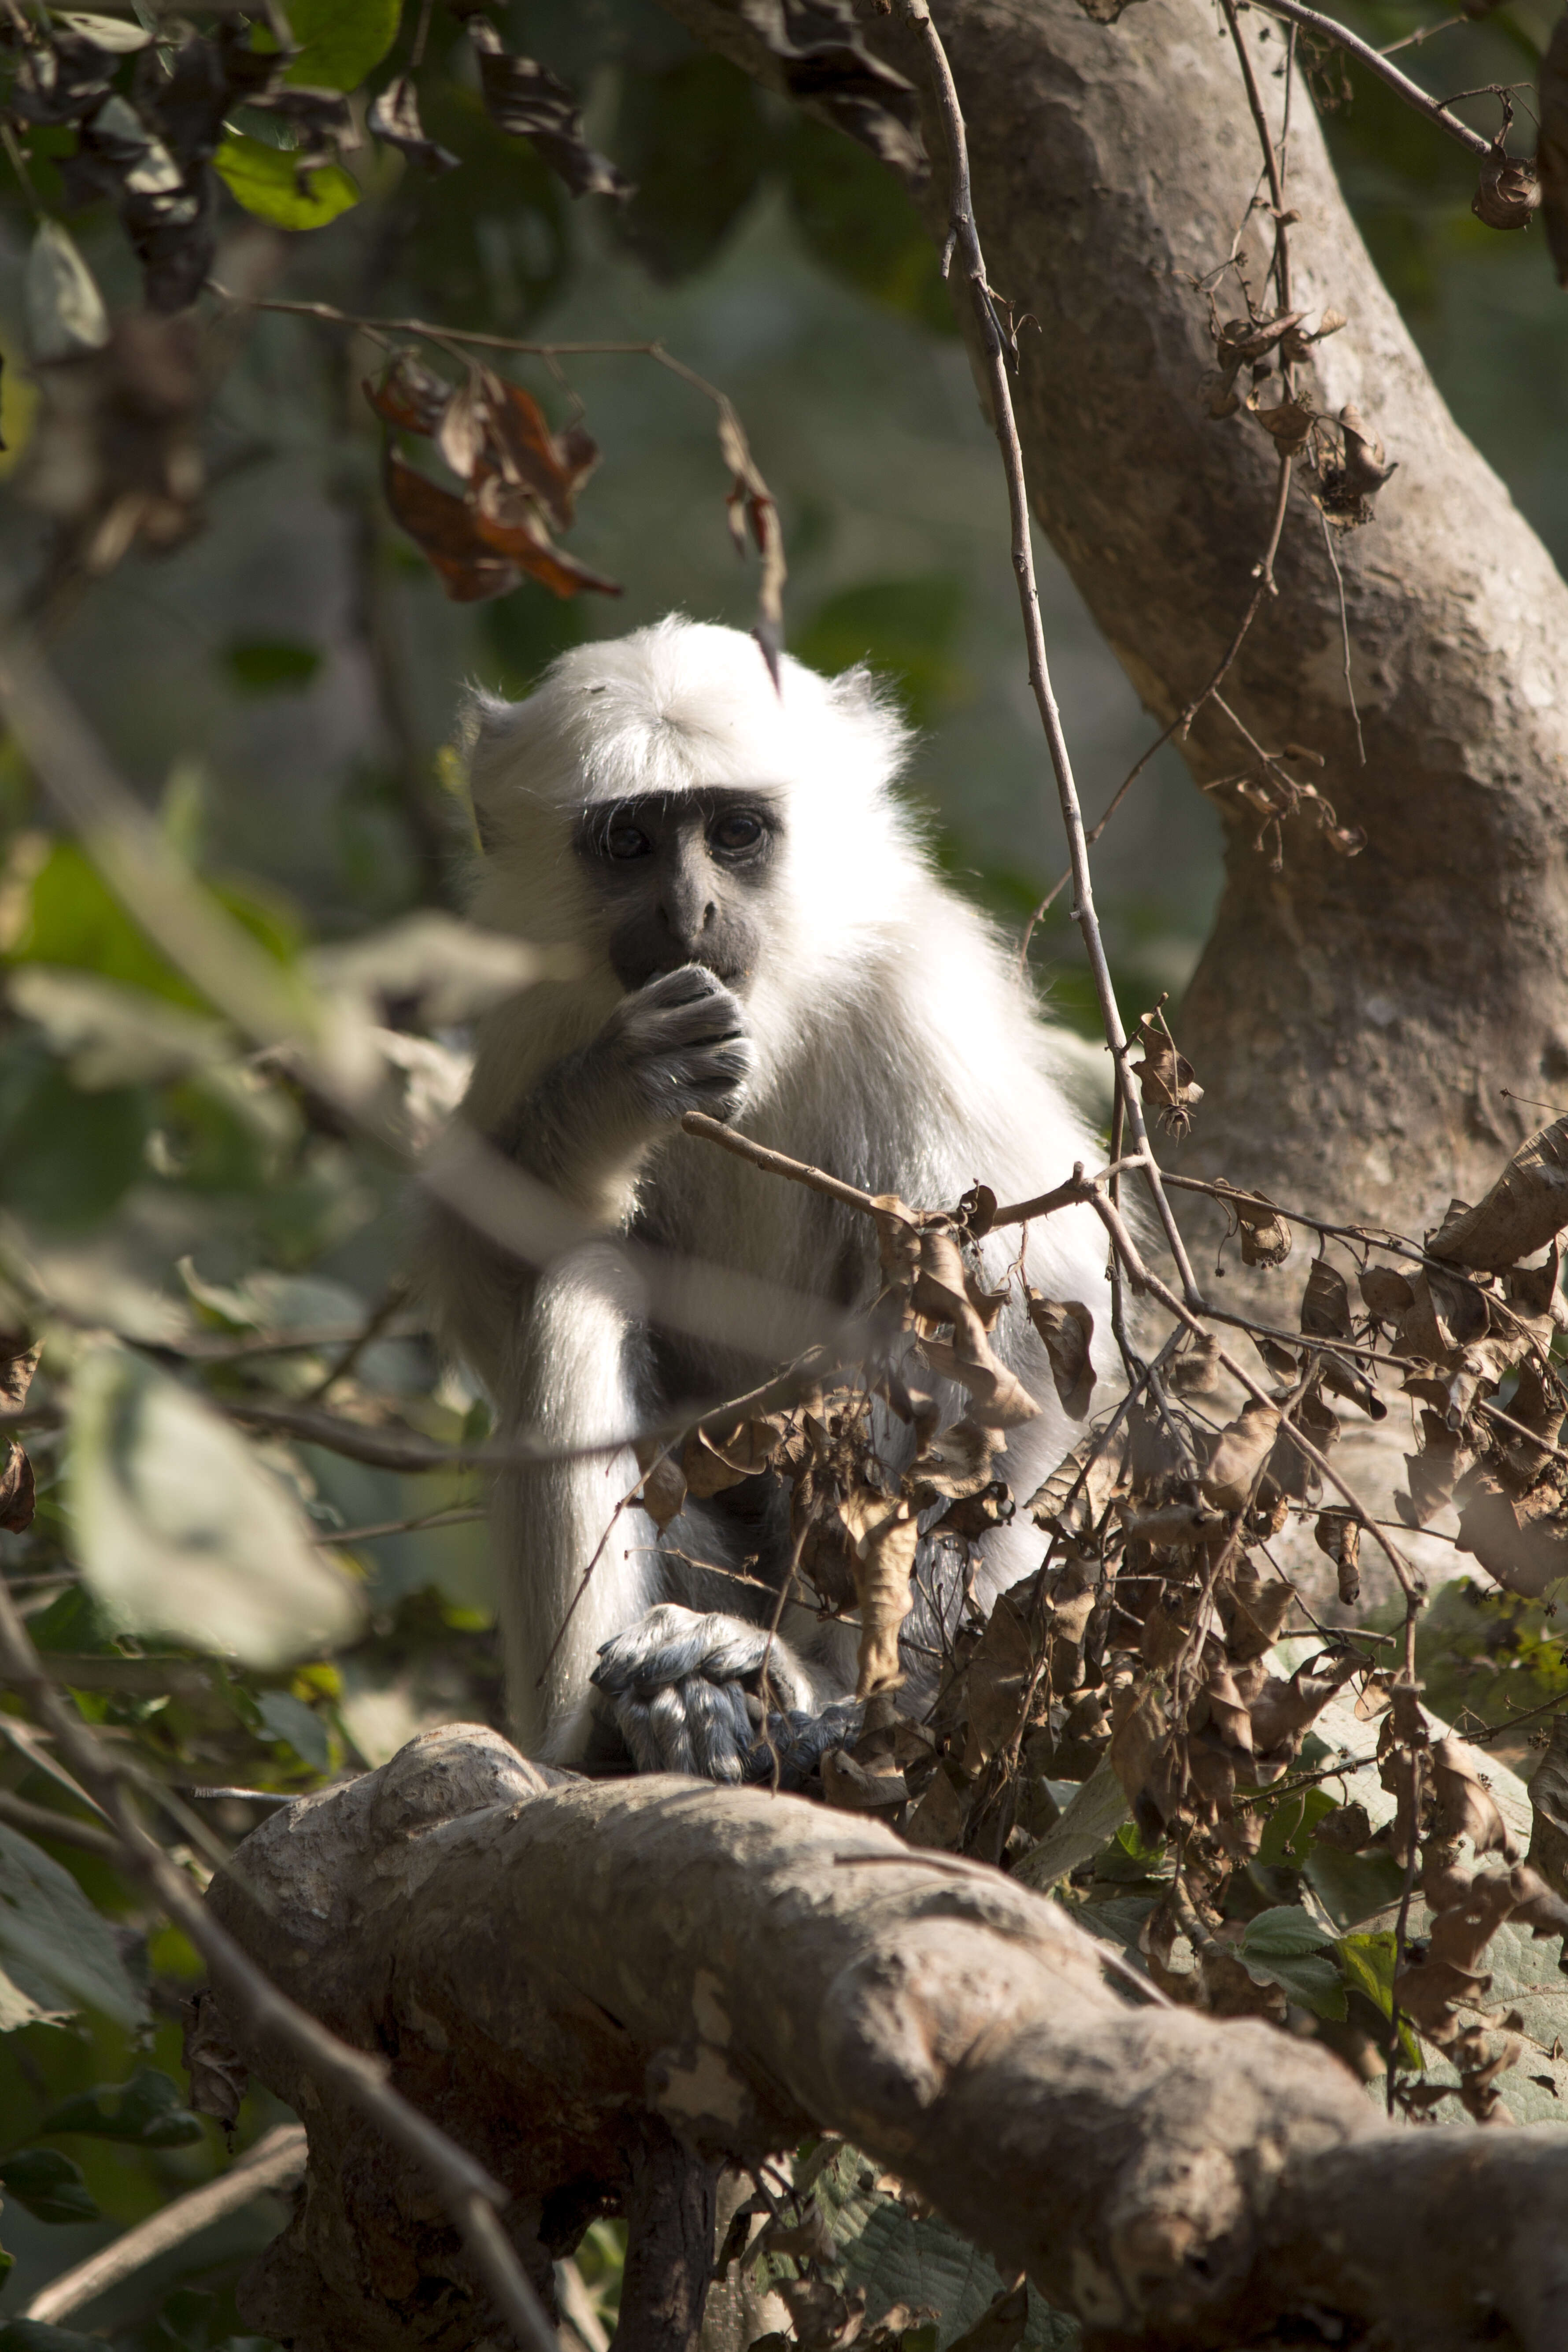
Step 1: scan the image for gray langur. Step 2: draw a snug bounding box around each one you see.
[422,615,1113,1781]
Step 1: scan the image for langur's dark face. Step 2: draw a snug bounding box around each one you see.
[573,787,782,993]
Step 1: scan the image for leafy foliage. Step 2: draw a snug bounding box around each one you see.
[0,0,1561,2338]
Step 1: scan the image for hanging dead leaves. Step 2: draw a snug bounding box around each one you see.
[1131,998,1203,1139]
[366,351,620,605]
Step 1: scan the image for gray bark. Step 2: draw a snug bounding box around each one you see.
[662,0,1568,1240]
[200,1725,1568,2352]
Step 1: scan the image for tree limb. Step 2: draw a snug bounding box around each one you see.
[200,1722,1568,2352]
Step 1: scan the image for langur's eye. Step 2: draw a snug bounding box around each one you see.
[710,811,765,854]
[604,822,652,861]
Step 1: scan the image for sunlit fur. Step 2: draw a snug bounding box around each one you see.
[426,616,1114,1765]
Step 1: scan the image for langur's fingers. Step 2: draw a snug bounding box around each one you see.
[636,962,727,1009]
[640,994,747,1050]
[682,1678,748,1783]
[590,1601,705,1694]
[644,1681,698,1775]
[613,1696,667,1776]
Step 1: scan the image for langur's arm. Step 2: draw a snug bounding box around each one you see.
[418,962,754,1405]
[492,965,755,1224]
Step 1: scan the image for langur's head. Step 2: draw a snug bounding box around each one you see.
[462,618,924,1032]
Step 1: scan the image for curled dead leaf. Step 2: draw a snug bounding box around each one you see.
[1473,144,1541,229]
[839,1487,919,1698]
[1202,1398,1281,1511]
[1025,1292,1096,1420]
[1430,1115,1568,1272]
[1131,1004,1203,1139]
[1431,1735,1520,1861]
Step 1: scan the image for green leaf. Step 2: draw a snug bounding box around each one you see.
[223,640,322,695]
[214,136,359,230]
[1255,1785,1337,1870]
[0,1043,150,1230]
[25,221,108,364]
[1305,1841,1410,1931]
[67,1343,366,1668]
[1012,1756,1128,1890]
[8,966,229,1090]
[0,2148,99,2224]
[1235,1905,1347,2020]
[1336,1928,1398,2015]
[0,2322,114,2351]
[41,2066,203,2147]
[0,1822,148,2030]
[814,2147,1076,2352]
[282,0,400,92]
[1337,1930,1423,2067]
[27,1583,117,1657]
[611,53,772,281]
[255,1687,329,1770]
[781,114,957,336]
[154,2285,217,2348]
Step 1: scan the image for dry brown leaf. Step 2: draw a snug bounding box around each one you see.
[1431,1735,1520,1860]
[903,1761,968,1851]
[1109,1678,1168,1814]
[820,1747,907,1812]
[1025,1292,1096,1420]
[382,450,519,603]
[1456,1478,1568,1598]
[1027,1421,1127,1535]
[1202,1398,1281,1511]
[639,1452,688,1533]
[1360,1263,1415,1322]
[1170,1332,1222,1395]
[1131,1007,1203,1138]
[465,16,628,197]
[1527,1709,1568,1899]
[1314,1509,1361,1605]
[1539,4,1568,284]
[906,1417,1001,1502]
[914,1231,1039,1429]
[1430,1114,1568,1272]
[1209,1183,1294,1269]
[1473,143,1541,229]
[1223,1570,1297,1664]
[839,1487,919,1698]
[1301,1258,1353,1339]
[962,1585,1036,1768]
[362,349,450,435]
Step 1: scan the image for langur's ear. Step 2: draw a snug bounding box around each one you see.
[458,686,518,858]
[824,662,883,720]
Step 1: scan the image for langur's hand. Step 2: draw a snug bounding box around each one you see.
[604,965,756,1128]
[590,1601,829,1782]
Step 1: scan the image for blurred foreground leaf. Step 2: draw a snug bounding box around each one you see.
[0,1823,147,2030]
[67,1345,366,1666]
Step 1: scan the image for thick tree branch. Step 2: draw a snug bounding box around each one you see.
[201,1724,1568,2352]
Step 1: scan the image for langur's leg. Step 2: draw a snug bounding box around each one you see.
[496,1241,664,1763]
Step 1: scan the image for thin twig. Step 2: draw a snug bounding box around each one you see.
[1246,0,1492,154]
[0,1785,119,1858]
[902,0,1201,1308]
[1321,512,1366,765]
[0,1579,557,2352]
[22,2124,308,2324]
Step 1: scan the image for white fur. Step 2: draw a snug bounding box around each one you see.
[428,617,1114,1763]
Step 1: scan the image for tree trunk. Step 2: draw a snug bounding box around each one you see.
[661,0,1568,1239]
[199,1725,1568,2352]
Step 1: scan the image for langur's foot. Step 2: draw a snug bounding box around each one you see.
[740,1702,863,1792]
[589,1602,832,1783]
